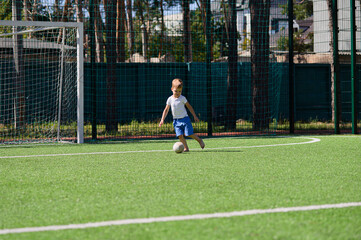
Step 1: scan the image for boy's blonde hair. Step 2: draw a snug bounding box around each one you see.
[172,78,183,89]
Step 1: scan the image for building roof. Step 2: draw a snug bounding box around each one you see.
[270,16,314,48]
[211,0,288,11]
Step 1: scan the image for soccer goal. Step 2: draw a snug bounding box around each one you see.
[0,21,83,144]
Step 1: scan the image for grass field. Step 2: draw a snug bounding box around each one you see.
[0,135,360,239]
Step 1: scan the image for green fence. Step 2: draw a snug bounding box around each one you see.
[1,0,360,143]
[82,62,360,138]
[84,62,283,123]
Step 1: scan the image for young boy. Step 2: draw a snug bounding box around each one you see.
[159,78,205,152]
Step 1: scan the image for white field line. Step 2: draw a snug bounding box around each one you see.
[0,137,320,159]
[204,137,320,150]
[1,201,360,235]
[1,135,358,149]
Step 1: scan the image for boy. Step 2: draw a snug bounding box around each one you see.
[159,78,205,152]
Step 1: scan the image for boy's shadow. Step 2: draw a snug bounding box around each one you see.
[192,149,243,153]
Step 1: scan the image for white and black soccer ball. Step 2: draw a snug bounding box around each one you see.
[173,142,185,153]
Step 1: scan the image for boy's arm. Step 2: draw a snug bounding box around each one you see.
[159,105,170,127]
[185,102,199,122]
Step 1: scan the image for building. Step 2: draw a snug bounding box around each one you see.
[313,0,361,53]
[210,0,290,52]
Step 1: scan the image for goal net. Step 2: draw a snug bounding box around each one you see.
[0,21,83,144]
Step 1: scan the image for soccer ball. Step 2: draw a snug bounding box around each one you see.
[173,142,185,153]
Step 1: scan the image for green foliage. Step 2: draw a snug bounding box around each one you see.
[280,0,313,20]
[0,0,11,20]
[277,32,313,53]
[190,9,206,62]
[277,34,288,51]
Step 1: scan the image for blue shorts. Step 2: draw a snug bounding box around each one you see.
[173,116,194,137]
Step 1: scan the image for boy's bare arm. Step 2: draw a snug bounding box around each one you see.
[185,102,199,122]
[159,105,170,127]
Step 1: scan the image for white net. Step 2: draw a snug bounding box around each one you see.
[0,22,80,144]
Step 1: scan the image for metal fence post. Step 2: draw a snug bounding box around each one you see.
[288,0,294,134]
[206,0,213,136]
[350,0,358,134]
[89,0,97,140]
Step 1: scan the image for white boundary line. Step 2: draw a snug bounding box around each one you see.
[0,137,320,159]
[1,134,359,149]
[1,202,360,235]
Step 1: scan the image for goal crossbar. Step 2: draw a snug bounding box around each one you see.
[0,26,62,37]
[0,20,82,28]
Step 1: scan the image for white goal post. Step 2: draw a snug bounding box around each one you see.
[0,20,84,144]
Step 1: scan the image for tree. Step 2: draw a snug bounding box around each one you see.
[195,0,214,60]
[250,0,271,130]
[276,32,313,53]
[327,0,341,129]
[152,0,174,57]
[22,0,51,22]
[57,0,71,42]
[182,0,192,62]
[0,0,11,20]
[104,0,118,132]
[75,0,84,22]
[54,0,61,21]
[23,0,32,21]
[134,0,149,59]
[225,0,238,130]
[280,0,313,20]
[116,0,126,62]
[93,0,105,63]
[126,0,134,59]
[278,0,314,54]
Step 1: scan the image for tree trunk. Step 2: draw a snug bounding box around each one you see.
[23,0,31,21]
[116,0,126,62]
[183,0,192,62]
[32,0,39,20]
[146,1,150,59]
[61,0,71,22]
[57,0,71,43]
[250,0,270,131]
[135,0,148,60]
[104,0,118,132]
[197,0,213,60]
[225,0,238,130]
[23,0,37,37]
[126,0,134,59]
[54,0,60,21]
[94,0,105,63]
[327,0,341,126]
[196,0,207,35]
[159,0,165,57]
[75,0,84,22]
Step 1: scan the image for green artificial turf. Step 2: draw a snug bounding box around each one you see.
[0,136,360,239]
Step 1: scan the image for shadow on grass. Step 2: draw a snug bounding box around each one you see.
[190,149,243,153]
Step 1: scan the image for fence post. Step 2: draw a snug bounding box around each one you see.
[90,0,97,140]
[350,0,358,134]
[288,0,294,134]
[206,0,212,136]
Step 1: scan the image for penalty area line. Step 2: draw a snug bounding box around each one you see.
[0,201,360,235]
[0,137,320,159]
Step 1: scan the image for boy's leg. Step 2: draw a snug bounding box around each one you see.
[188,134,205,149]
[182,118,205,149]
[178,135,189,152]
